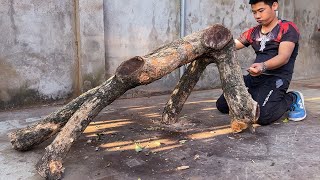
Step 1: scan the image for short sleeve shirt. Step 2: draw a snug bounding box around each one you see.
[238,20,300,81]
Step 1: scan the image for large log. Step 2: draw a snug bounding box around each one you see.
[202,24,260,132]
[115,24,232,85]
[213,42,259,132]
[33,24,233,179]
[9,24,232,152]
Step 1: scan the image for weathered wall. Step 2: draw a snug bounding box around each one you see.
[0,0,77,109]
[1,0,319,109]
[78,0,105,92]
[291,0,320,79]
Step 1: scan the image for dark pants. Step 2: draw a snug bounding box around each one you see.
[216,75,294,125]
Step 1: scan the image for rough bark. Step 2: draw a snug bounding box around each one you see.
[8,80,105,151]
[115,24,232,85]
[31,24,233,179]
[201,24,258,131]
[162,56,216,124]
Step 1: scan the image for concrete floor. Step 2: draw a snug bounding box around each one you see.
[0,78,320,180]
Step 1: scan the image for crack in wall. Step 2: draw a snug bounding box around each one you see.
[9,0,18,44]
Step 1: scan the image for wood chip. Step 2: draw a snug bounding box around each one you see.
[176,166,190,170]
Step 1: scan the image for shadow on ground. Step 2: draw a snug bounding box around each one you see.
[1,78,320,180]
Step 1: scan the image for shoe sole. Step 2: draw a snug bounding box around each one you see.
[289,91,307,121]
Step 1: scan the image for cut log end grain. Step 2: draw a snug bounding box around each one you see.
[202,24,233,50]
[231,120,249,133]
[37,159,64,179]
[116,56,145,78]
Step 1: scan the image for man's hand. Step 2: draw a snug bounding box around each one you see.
[247,63,264,76]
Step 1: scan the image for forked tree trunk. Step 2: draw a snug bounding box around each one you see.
[31,24,235,179]
[7,24,260,179]
[9,24,232,153]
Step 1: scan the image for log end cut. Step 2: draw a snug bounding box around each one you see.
[202,24,232,50]
[115,56,145,81]
[8,130,37,151]
[230,120,249,133]
[8,122,59,151]
[37,159,65,179]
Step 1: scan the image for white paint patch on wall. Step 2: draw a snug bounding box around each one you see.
[37,74,73,99]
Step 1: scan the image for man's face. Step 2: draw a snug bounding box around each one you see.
[251,2,278,25]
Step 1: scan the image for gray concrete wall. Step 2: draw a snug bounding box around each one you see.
[1,0,319,109]
[291,0,320,79]
[0,0,77,109]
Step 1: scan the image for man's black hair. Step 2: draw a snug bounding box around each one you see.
[249,0,278,6]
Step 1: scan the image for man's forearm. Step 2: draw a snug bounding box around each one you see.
[263,54,290,70]
[234,39,245,50]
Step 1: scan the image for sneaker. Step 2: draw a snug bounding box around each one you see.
[288,91,307,121]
